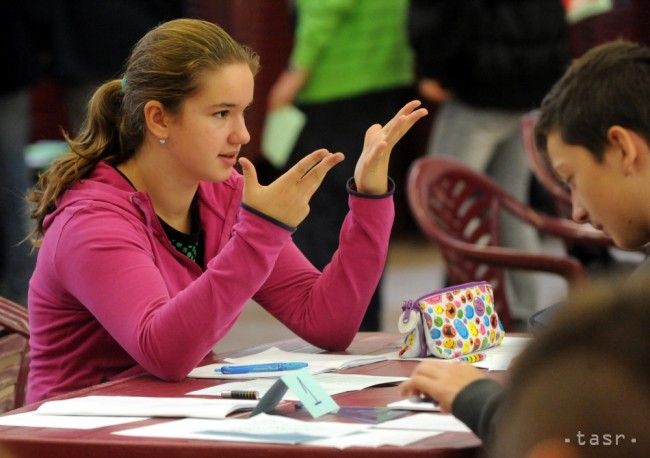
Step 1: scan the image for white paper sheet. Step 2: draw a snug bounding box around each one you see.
[308,429,440,449]
[386,397,441,412]
[373,413,472,433]
[0,411,147,429]
[261,105,306,168]
[36,395,258,419]
[384,336,532,371]
[187,373,408,400]
[189,347,389,379]
[115,413,370,444]
[473,336,532,370]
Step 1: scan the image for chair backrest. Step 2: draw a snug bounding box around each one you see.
[407,156,590,330]
[521,110,572,217]
[0,296,30,412]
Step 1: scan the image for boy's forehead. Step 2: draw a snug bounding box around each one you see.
[546,130,570,162]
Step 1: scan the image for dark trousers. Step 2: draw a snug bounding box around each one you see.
[287,87,412,331]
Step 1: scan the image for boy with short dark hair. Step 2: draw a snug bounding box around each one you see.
[536,40,650,252]
[401,40,650,449]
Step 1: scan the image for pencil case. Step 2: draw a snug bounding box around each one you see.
[397,281,505,359]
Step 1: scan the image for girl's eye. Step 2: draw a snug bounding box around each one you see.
[214,110,229,118]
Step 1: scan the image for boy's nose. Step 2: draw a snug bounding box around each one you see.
[571,194,589,224]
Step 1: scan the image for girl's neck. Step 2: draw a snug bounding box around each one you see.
[118,145,198,233]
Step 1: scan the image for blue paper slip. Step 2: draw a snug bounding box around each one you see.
[280,368,339,418]
[218,362,308,374]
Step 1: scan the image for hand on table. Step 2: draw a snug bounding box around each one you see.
[354,100,428,194]
[400,360,485,412]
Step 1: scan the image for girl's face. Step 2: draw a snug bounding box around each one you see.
[165,63,254,184]
[547,130,648,250]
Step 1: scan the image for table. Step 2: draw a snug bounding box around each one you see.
[0,333,482,457]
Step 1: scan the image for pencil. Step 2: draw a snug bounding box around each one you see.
[457,353,486,363]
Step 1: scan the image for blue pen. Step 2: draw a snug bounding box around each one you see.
[217,361,308,374]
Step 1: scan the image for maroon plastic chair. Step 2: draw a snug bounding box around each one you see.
[406,156,611,330]
[0,296,29,412]
[521,110,573,217]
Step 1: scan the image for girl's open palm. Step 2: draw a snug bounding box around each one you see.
[239,149,344,227]
[354,100,428,194]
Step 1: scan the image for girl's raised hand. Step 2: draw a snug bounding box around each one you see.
[354,100,428,194]
[239,149,344,227]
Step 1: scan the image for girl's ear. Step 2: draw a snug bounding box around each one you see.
[143,100,169,141]
[607,125,640,175]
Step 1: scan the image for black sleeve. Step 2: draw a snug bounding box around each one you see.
[451,378,505,444]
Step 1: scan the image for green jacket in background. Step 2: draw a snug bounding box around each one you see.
[291,0,414,104]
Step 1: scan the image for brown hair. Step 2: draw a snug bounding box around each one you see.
[535,40,650,161]
[27,18,259,245]
[490,276,650,457]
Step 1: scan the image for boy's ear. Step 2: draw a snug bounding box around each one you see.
[143,100,170,140]
[607,125,643,175]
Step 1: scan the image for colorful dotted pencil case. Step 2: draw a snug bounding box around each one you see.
[397,281,505,359]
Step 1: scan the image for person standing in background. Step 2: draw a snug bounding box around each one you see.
[0,5,43,304]
[408,0,569,322]
[267,0,415,331]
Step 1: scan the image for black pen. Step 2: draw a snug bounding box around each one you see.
[220,390,259,400]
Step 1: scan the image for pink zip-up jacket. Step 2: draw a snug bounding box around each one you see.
[27,162,394,403]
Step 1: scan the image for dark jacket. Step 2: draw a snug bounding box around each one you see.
[3,1,184,94]
[408,0,569,110]
[46,0,184,82]
[3,4,45,93]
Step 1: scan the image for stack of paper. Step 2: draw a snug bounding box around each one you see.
[115,413,369,445]
[112,411,470,447]
[0,411,146,429]
[36,395,258,419]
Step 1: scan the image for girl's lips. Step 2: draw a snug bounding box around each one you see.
[218,153,238,166]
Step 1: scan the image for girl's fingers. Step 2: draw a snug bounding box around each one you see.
[383,100,423,132]
[298,152,344,193]
[238,157,259,188]
[284,149,331,181]
[384,108,429,146]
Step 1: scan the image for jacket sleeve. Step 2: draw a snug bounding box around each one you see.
[451,378,505,444]
[253,179,394,351]
[54,204,292,381]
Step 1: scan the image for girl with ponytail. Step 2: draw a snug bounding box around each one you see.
[26,18,427,402]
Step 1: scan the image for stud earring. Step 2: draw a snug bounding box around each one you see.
[159,138,166,145]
